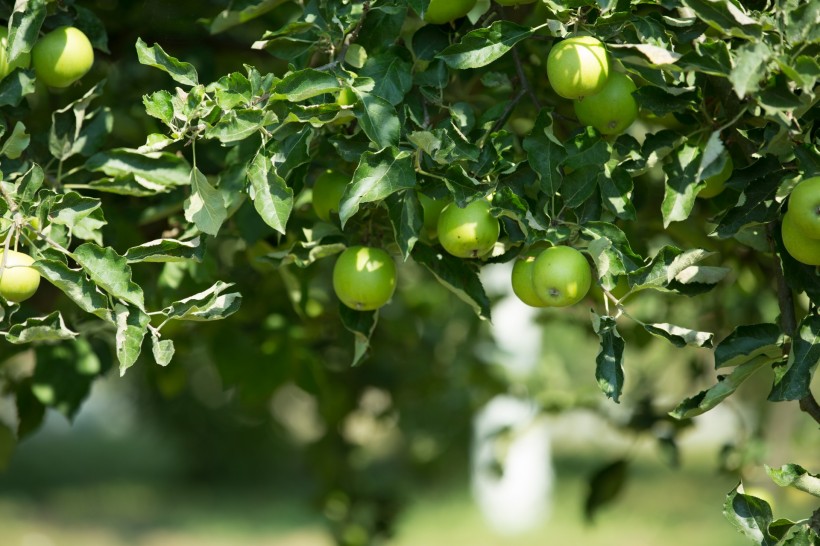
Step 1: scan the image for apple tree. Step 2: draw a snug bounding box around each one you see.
[0,0,818,544]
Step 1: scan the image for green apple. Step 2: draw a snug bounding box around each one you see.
[312,170,348,222]
[495,0,535,5]
[32,26,94,88]
[418,192,449,240]
[0,249,41,302]
[787,176,820,239]
[781,211,820,266]
[573,71,638,135]
[511,254,549,307]
[547,36,609,100]
[333,246,397,311]
[698,154,733,199]
[0,28,31,80]
[437,198,500,258]
[532,246,592,307]
[424,0,478,24]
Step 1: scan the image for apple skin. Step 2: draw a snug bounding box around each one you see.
[437,199,500,258]
[333,246,397,311]
[787,176,820,240]
[0,28,31,80]
[312,170,348,222]
[32,26,94,88]
[0,250,41,303]
[697,154,733,198]
[424,0,477,24]
[573,71,638,135]
[531,246,592,307]
[511,255,549,307]
[547,36,609,100]
[781,211,820,266]
[495,0,535,4]
[418,193,449,240]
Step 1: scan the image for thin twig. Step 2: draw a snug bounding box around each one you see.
[767,221,820,426]
[479,88,526,147]
[513,47,541,110]
[315,1,371,71]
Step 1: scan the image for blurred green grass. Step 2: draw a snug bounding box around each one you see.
[4,448,814,546]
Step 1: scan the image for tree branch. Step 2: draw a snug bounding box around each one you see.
[513,47,541,110]
[767,221,820,426]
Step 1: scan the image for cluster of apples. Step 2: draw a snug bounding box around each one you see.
[782,177,820,266]
[0,25,95,88]
[546,36,638,136]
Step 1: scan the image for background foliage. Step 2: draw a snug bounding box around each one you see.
[0,0,818,544]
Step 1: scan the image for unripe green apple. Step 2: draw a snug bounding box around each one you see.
[787,176,820,239]
[532,246,592,307]
[418,192,449,240]
[437,199,500,258]
[0,249,41,302]
[511,254,549,307]
[424,0,477,24]
[495,0,535,5]
[0,28,31,80]
[32,26,94,88]
[573,72,638,135]
[333,246,397,311]
[547,36,609,100]
[698,155,733,199]
[312,170,348,222]
[781,211,820,266]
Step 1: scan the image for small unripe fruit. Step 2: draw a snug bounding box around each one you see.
[787,176,820,239]
[547,36,609,100]
[424,0,478,24]
[532,246,592,307]
[781,211,820,266]
[573,72,638,135]
[333,246,397,311]
[0,250,41,302]
[511,255,549,307]
[437,199,500,258]
[698,155,733,199]
[32,26,94,88]
[312,170,348,222]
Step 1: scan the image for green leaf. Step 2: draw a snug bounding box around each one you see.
[661,143,701,227]
[150,334,175,366]
[207,0,289,34]
[523,109,566,196]
[204,109,270,143]
[32,258,112,322]
[585,459,628,522]
[0,122,30,159]
[114,303,150,376]
[161,281,242,322]
[273,68,340,101]
[670,356,774,419]
[682,0,761,40]
[768,314,820,402]
[73,242,146,310]
[124,237,205,263]
[765,464,820,498]
[49,81,111,160]
[339,148,416,226]
[5,312,78,344]
[48,191,103,228]
[7,0,46,63]
[642,322,714,348]
[207,72,253,110]
[135,37,198,86]
[0,68,35,107]
[723,485,776,546]
[185,166,227,236]
[86,149,191,188]
[247,150,293,235]
[591,313,625,403]
[385,191,422,261]
[32,340,100,419]
[411,243,491,321]
[729,41,772,98]
[437,21,532,69]
[353,91,401,149]
[360,49,413,105]
[714,323,784,369]
[339,304,378,367]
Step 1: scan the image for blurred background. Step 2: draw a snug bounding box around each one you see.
[1,0,818,545]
